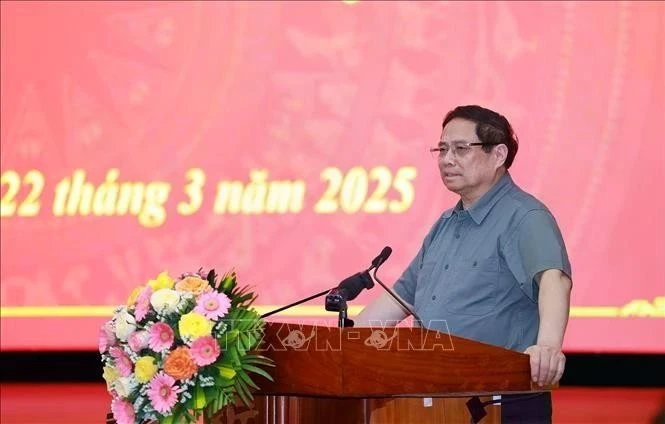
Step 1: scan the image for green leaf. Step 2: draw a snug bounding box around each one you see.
[218,389,231,408]
[217,365,236,380]
[204,386,217,403]
[243,354,275,366]
[183,396,195,411]
[224,346,241,365]
[206,269,217,287]
[221,273,236,293]
[234,378,252,407]
[182,408,194,423]
[225,329,239,342]
[238,369,260,390]
[244,331,259,350]
[237,339,247,356]
[230,285,258,307]
[245,332,258,350]
[166,405,182,424]
[194,383,206,409]
[242,364,274,382]
[240,332,250,351]
[214,373,235,388]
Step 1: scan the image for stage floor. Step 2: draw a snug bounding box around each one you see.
[1,384,663,423]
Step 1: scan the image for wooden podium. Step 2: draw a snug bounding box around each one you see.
[211,322,550,424]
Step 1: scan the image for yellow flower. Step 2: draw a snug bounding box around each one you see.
[148,271,174,291]
[179,312,213,340]
[126,286,142,307]
[102,365,119,390]
[134,356,158,383]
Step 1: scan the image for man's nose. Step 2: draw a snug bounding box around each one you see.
[440,148,456,164]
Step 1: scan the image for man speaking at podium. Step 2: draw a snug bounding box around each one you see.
[356,105,572,423]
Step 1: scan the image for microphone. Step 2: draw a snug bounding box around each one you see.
[325,271,373,312]
[261,247,393,321]
[325,246,391,313]
[367,246,392,271]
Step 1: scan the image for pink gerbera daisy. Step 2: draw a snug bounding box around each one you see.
[194,291,231,320]
[190,335,221,366]
[147,372,179,414]
[111,398,135,424]
[135,286,153,322]
[109,347,133,377]
[148,322,174,352]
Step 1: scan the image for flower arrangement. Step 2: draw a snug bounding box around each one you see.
[100,269,273,424]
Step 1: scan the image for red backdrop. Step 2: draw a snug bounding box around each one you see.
[1,1,663,352]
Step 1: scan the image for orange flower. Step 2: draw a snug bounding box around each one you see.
[175,276,211,296]
[163,346,198,380]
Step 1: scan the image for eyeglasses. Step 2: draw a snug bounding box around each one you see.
[429,142,501,159]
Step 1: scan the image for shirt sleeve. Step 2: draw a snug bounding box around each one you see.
[392,245,424,306]
[503,209,572,302]
[392,217,442,306]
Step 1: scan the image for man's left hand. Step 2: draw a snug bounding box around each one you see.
[524,344,565,387]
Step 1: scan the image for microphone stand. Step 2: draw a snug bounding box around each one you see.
[325,290,355,328]
[260,287,335,319]
[372,266,424,327]
[262,252,388,324]
[261,287,355,327]
[337,298,349,328]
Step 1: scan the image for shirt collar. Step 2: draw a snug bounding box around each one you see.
[441,172,514,224]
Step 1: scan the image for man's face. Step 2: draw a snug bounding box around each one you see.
[437,118,501,198]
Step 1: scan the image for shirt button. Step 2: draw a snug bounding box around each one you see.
[444,264,449,270]
[432,295,437,300]
[473,261,477,267]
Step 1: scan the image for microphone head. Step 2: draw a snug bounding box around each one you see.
[372,246,393,268]
[380,246,392,261]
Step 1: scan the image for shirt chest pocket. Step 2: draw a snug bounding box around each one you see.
[443,256,499,316]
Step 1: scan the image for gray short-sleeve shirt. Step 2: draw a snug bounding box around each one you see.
[393,173,571,352]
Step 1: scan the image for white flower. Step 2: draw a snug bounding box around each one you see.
[150,289,181,314]
[113,376,137,398]
[114,310,137,341]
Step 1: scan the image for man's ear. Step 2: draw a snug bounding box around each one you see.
[494,144,508,168]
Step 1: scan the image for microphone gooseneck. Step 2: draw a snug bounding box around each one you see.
[370,253,424,327]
